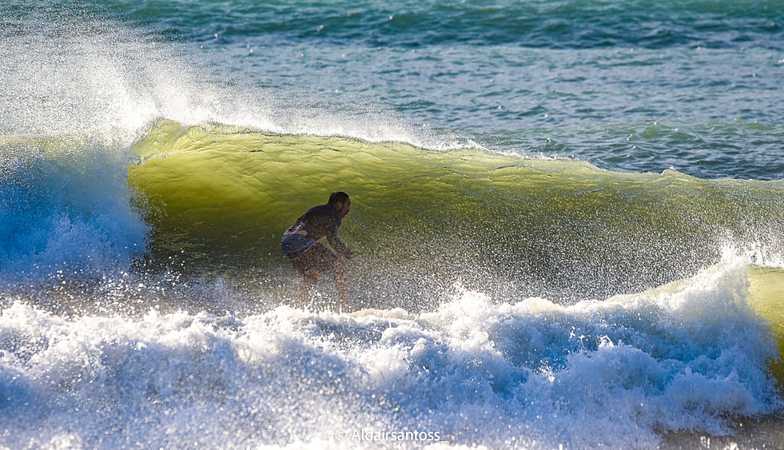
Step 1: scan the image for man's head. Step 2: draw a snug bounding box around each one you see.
[328,191,351,218]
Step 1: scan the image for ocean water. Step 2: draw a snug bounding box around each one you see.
[1,1,784,449]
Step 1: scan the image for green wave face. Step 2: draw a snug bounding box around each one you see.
[749,266,784,385]
[129,120,784,299]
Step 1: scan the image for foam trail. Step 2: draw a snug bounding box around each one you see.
[0,261,779,449]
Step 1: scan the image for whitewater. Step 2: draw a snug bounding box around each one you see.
[2,4,784,450]
[1,258,782,449]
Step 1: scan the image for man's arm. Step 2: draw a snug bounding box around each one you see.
[326,215,351,258]
[327,231,352,259]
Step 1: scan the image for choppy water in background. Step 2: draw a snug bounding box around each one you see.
[1,1,784,449]
[6,0,783,178]
[83,0,784,179]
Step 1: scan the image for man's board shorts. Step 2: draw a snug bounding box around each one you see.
[281,233,314,257]
[281,233,337,275]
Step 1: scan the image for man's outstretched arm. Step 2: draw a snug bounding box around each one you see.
[327,232,352,259]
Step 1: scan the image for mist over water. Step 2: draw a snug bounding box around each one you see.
[1,2,784,449]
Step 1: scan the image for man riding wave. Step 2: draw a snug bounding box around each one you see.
[280,192,352,311]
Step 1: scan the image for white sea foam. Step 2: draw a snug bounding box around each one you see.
[0,141,148,279]
[0,261,779,449]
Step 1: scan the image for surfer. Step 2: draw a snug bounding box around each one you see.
[281,192,353,311]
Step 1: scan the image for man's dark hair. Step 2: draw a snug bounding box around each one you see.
[328,192,350,205]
